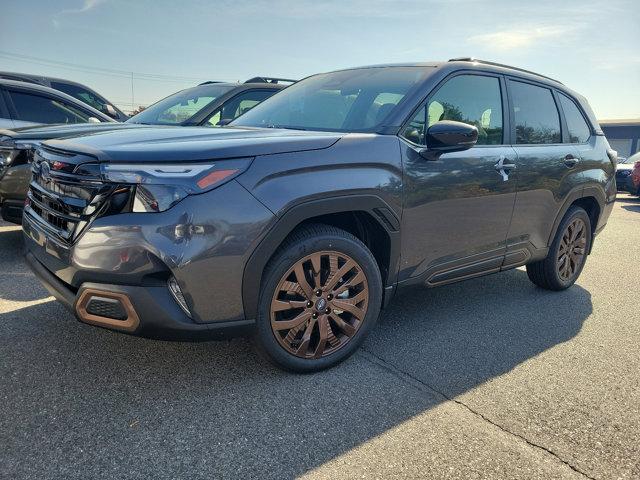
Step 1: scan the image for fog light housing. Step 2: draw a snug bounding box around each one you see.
[168,276,192,318]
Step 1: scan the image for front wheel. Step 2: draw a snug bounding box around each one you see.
[526,206,592,291]
[254,224,382,372]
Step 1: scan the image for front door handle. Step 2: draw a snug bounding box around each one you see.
[494,156,516,181]
[563,154,580,168]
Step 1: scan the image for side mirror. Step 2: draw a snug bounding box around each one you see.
[419,120,478,160]
[217,118,233,126]
[102,104,118,119]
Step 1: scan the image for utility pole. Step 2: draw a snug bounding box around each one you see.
[130,72,134,113]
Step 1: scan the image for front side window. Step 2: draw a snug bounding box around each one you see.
[510,81,561,144]
[427,75,503,145]
[401,106,426,145]
[231,66,430,132]
[401,74,503,146]
[127,84,233,125]
[8,91,95,124]
[558,93,591,143]
[204,89,275,126]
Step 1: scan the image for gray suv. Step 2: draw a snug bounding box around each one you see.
[23,59,616,372]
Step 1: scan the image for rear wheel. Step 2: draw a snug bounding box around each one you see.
[254,224,382,372]
[526,206,591,291]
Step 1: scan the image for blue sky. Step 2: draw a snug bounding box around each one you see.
[1,0,638,118]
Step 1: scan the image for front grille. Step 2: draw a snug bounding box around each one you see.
[26,147,116,243]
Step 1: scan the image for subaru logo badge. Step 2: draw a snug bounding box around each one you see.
[316,298,327,311]
[40,162,51,182]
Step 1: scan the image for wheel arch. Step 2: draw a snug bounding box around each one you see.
[547,185,605,254]
[242,195,401,320]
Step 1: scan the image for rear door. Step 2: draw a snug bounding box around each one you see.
[399,72,518,285]
[505,79,584,259]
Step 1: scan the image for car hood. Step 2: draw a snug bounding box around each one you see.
[0,122,147,145]
[42,126,343,162]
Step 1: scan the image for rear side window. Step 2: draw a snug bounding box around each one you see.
[558,93,591,143]
[51,81,106,112]
[510,81,561,144]
[7,91,94,124]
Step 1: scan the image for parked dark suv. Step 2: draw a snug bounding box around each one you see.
[23,59,615,372]
[0,77,291,224]
[0,71,128,121]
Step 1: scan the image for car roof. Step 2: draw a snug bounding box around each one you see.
[170,82,285,97]
[0,78,114,121]
[196,82,286,90]
[330,59,564,86]
[0,71,91,89]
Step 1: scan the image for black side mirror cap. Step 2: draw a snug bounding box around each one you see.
[419,120,478,160]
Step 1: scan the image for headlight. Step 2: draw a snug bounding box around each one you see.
[0,148,16,176]
[0,148,16,166]
[100,158,252,212]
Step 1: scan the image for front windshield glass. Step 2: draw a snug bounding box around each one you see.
[127,84,234,125]
[231,67,430,132]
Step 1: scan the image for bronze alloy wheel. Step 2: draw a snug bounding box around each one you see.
[270,250,369,359]
[556,217,587,281]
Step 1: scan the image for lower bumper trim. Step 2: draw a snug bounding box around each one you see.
[25,252,255,341]
[76,288,140,333]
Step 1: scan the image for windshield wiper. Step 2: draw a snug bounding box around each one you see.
[264,124,308,131]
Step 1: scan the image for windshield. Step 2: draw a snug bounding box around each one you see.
[127,84,234,125]
[231,67,430,132]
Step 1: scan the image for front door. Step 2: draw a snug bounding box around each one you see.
[399,73,517,285]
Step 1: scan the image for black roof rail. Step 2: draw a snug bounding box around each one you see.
[448,57,563,85]
[244,76,297,84]
[198,81,225,85]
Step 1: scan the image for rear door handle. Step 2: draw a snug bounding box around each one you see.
[494,156,516,181]
[563,154,580,168]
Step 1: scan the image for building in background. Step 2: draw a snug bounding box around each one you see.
[600,119,640,159]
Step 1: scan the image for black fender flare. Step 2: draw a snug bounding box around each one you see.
[547,185,606,247]
[241,194,401,320]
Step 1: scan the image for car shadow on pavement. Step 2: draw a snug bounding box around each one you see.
[615,194,640,203]
[621,204,640,213]
[1,266,592,479]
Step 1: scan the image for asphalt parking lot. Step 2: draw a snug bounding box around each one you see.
[1,195,639,480]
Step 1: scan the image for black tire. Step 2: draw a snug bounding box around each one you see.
[253,224,382,373]
[526,206,592,291]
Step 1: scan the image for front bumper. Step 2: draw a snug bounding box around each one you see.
[22,179,274,339]
[25,252,254,340]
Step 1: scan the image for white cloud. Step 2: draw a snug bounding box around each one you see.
[467,25,575,51]
[53,0,107,28]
